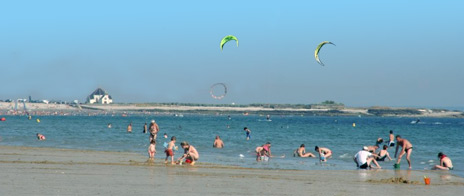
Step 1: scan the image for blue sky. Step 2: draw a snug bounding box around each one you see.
[1,0,463,107]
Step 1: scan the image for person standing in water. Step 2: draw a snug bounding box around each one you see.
[433,152,453,170]
[244,127,251,140]
[388,130,395,147]
[213,135,224,148]
[149,120,160,142]
[394,135,413,169]
[143,123,147,133]
[127,123,132,133]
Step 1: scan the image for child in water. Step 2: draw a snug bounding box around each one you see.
[148,140,156,160]
[165,136,177,164]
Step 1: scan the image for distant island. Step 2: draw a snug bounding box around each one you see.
[1,100,463,118]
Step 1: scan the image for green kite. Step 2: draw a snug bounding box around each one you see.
[315,41,335,66]
[220,35,239,51]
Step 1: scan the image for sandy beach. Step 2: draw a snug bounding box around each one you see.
[0,146,462,195]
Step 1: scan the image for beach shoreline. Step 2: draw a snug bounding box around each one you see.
[1,145,463,195]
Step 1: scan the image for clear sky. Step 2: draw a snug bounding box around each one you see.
[1,0,463,107]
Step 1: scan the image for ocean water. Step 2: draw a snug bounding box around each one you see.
[0,114,462,176]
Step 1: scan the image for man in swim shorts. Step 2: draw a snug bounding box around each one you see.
[394,135,413,169]
[354,146,381,169]
[433,152,453,170]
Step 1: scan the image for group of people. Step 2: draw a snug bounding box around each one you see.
[36,120,454,171]
[146,120,199,165]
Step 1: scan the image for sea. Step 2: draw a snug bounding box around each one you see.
[0,114,462,177]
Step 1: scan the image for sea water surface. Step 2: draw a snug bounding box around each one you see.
[0,114,462,176]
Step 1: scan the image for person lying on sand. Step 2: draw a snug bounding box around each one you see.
[433,152,453,170]
[294,144,315,158]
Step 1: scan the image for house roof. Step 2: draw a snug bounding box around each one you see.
[90,88,108,96]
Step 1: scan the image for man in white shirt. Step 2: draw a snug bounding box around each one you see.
[354,146,381,169]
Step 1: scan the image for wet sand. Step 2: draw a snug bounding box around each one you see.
[0,146,463,195]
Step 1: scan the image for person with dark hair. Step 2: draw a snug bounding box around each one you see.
[388,130,395,147]
[433,152,453,170]
[177,141,199,165]
[376,145,392,161]
[294,144,315,158]
[36,133,46,140]
[315,146,332,162]
[394,135,413,169]
[244,127,251,140]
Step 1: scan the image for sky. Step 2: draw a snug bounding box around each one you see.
[1,0,463,107]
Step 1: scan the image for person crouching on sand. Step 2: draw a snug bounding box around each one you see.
[294,144,315,158]
[37,133,46,140]
[148,140,156,160]
[354,146,381,169]
[433,152,453,170]
[177,141,199,165]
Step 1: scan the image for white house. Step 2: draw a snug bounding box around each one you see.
[87,88,113,104]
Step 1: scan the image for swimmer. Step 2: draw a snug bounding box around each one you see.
[394,135,413,169]
[164,133,168,139]
[36,133,46,141]
[165,136,176,164]
[315,146,332,162]
[376,145,392,161]
[148,140,156,160]
[213,135,224,148]
[107,123,112,128]
[127,123,132,133]
[294,144,315,158]
[433,152,453,170]
[177,141,199,165]
[244,127,251,140]
[354,146,381,169]
[387,130,395,147]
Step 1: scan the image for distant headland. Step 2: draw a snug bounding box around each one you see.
[1,100,463,118]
